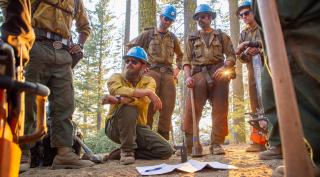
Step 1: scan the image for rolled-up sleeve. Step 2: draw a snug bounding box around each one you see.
[75,0,91,37]
[182,36,193,67]
[222,33,236,63]
[173,36,183,69]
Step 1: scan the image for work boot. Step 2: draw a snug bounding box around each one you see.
[120,150,135,165]
[259,145,282,160]
[272,165,284,177]
[209,144,225,155]
[19,151,30,173]
[245,143,266,152]
[52,147,94,169]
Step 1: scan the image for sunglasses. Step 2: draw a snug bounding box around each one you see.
[239,10,251,18]
[163,16,173,22]
[125,59,140,65]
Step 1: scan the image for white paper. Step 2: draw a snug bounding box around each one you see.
[136,159,238,175]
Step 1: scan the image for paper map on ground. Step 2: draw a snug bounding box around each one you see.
[136,159,238,175]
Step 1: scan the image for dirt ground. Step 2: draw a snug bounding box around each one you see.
[20,144,282,177]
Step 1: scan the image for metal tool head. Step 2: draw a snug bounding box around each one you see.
[82,153,103,163]
[174,145,188,163]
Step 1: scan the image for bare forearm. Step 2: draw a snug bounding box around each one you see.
[132,89,152,98]
[183,65,192,78]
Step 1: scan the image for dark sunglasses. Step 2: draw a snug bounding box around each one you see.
[163,16,173,22]
[125,59,140,65]
[239,10,251,18]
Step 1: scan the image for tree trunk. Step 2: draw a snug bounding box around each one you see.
[228,0,246,143]
[138,0,156,33]
[184,0,197,42]
[122,0,131,69]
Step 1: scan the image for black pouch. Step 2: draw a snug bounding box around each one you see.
[30,123,82,167]
[71,51,83,68]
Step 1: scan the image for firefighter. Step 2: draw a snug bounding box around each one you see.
[182,4,236,155]
[126,5,183,140]
[236,1,267,152]
[102,47,173,165]
[1,0,94,169]
[252,0,320,175]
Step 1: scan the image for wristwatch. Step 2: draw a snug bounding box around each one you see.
[115,95,121,103]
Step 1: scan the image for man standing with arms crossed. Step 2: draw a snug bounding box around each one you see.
[183,4,236,155]
[126,5,183,140]
[236,1,267,152]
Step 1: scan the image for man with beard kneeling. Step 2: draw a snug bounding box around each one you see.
[101,46,174,165]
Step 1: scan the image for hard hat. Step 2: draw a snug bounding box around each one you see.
[237,1,252,15]
[123,46,148,63]
[161,5,177,21]
[193,4,216,20]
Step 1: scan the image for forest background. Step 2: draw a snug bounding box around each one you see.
[0,0,252,153]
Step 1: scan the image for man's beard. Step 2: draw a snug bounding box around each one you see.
[124,67,142,82]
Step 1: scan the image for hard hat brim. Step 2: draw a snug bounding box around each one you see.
[193,11,216,20]
[123,55,149,64]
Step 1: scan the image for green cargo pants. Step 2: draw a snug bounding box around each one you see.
[24,40,75,148]
[105,105,173,159]
[144,68,176,140]
[261,23,320,165]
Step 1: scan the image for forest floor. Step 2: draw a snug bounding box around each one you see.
[20,144,282,177]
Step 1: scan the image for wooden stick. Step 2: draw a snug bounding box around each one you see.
[256,1,314,176]
[190,88,202,156]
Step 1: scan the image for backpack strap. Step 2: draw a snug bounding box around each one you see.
[217,29,224,53]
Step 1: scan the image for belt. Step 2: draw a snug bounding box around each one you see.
[34,28,71,47]
[191,65,215,86]
[150,64,173,73]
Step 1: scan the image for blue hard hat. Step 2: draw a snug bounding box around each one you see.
[193,4,216,20]
[123,46,148,63]
[237,1,252,15]
[161,5,177,21]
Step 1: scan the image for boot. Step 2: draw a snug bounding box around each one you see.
[259,145,282,160]
[120,150,135,165]
[52,147,94,169]
[245,143,266,152]
[209,144,225,155]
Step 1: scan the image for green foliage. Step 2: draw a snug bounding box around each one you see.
[84,129,119,153]
[73,0,121,136]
